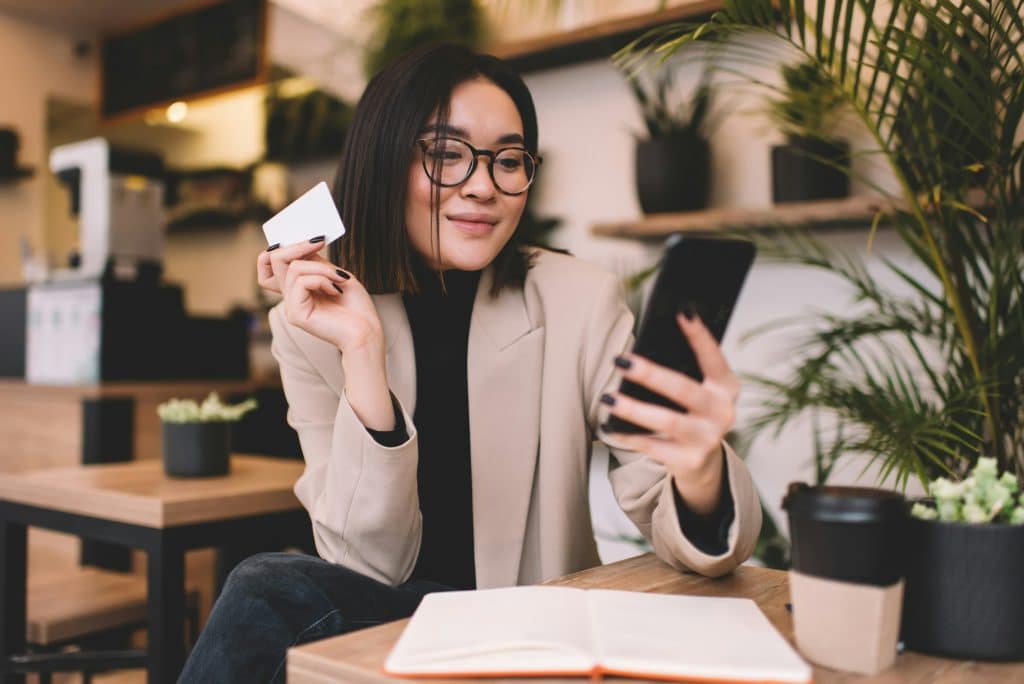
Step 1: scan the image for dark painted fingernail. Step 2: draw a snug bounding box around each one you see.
[335,269,350,280]
[679,302,696,320]
[600,393,616,406]
[333,284,343,294]
[785,602,792,613]
[266,243,280,252]
[614,356,632,370]
[309,235,326,244]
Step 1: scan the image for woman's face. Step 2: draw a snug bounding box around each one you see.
[405,77,530,272]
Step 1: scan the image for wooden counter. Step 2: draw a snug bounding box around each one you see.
[0,378,276,474]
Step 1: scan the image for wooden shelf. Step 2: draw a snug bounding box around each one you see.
[0,168,34,185]
[592,189,997,239]
[490,1,724,74]
[591,195,901,239]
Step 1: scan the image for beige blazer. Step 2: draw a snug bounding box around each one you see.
[269,248,762,589]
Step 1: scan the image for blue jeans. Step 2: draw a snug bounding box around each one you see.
[178,552,451,683]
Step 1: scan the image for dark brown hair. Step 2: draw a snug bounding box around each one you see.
[328,43,539,296]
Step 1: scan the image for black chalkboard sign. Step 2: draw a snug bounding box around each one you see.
[101,0,268,121]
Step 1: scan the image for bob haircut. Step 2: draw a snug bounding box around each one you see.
[329,43,539,296]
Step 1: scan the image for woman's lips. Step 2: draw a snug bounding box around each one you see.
[447,216,497,236]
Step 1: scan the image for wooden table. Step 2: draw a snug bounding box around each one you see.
[0,454,307,684]
[0,378,284,574]
[287,553,1024,684]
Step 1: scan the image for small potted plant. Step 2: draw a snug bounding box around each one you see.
[158,393,258,477]
[628,66,719,214]
[902,458,1024,660]
[767,60,850,203]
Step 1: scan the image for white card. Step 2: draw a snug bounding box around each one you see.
[262,181,346,247]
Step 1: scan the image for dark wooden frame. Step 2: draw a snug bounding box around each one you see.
[99,0,270,125]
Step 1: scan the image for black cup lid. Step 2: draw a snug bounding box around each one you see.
[782,482,906,524]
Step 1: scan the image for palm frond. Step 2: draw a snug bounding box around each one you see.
[621,0,1024,483]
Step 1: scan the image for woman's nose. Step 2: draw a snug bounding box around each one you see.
[460,158,496,199]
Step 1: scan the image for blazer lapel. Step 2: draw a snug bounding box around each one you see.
[467,267,544,588]
[373,293,416,413]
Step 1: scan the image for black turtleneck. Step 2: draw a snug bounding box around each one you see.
[365,262,481,589]
[364,262,734,589]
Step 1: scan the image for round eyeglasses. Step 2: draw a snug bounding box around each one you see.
[417,137,542,196]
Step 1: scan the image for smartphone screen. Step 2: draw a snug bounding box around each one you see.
[604,235,756,435]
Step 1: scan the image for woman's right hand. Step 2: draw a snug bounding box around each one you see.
[257,240,385,358]
[257,240,328,296]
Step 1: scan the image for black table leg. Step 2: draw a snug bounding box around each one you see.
[147,536,185,684]
[214,542,254,598]
[0,518,27,684]
[80,397,134,571]
[214,511,314,597]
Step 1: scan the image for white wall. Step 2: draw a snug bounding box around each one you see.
[0,11,95,284]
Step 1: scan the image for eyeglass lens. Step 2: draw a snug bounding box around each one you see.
[422,139,536,194]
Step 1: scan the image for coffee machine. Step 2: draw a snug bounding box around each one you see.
[10,137,248,384]
[49,137,165,281]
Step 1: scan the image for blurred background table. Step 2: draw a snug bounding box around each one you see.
[0,454,308,684]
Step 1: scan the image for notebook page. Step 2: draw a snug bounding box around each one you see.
[384,586,596,676]
[589,590,812,683]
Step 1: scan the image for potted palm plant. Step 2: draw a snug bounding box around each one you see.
[618,0,1023,661]
[627,66,720,213]
[768,60,850,203]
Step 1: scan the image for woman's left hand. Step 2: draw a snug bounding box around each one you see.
[600,313,740,516]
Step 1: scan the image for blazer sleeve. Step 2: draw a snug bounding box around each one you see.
[582,275,763,577]
[269,304,422,586]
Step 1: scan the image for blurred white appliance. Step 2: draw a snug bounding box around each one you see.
[49,137,165,281]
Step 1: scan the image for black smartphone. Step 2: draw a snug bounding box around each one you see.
[603,235,756,435]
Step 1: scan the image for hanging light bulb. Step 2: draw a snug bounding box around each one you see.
[166,101,188,123]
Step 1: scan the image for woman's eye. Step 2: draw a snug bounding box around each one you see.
[428,148,463,162]
[497,157,523,171]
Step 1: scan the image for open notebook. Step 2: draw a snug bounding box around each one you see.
[384,586,812,683]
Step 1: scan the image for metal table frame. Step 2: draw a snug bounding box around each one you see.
[0,500,310,684]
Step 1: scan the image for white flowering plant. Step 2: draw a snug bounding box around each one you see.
[911,458,1024,525]
[157,393,258,424]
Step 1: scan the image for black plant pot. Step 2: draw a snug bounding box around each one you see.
[635,132,711,214]
[162,421,232,478]
[771,137,850,203]
[901,515,1024,660]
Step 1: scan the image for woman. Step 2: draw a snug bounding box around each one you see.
[179,44,761,682]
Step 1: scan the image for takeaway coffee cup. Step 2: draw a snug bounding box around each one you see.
[782,483,907,675]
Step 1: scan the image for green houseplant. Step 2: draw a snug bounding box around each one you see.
[264,87,354,163]
[363,0,487,78]
[158,393,258,478]
[618,0,1023,660]
[768,60,850,202]
[627,66,720,213]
